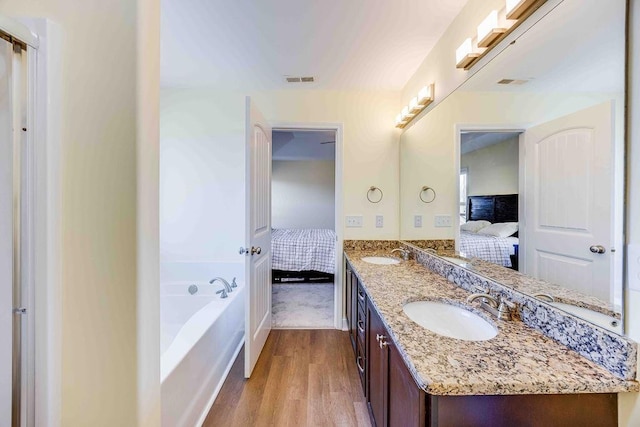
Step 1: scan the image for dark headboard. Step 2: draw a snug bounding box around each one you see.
[467,194,518,223]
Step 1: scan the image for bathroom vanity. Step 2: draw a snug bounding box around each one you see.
[344,246,638,427]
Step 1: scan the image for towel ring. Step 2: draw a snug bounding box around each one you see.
[419,186,436,203]
[367,186,383,203]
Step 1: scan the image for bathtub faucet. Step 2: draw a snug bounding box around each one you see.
[209,277,233,293]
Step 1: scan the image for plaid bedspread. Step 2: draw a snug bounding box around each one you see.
[271,229,336,274]
[459,231,518,267]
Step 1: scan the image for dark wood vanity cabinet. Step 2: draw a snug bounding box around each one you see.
[367,296,426,427]
[344,259,617,427]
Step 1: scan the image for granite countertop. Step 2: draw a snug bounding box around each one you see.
[344,248,639,396]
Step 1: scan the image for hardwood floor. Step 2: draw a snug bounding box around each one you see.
[203,330,372,427]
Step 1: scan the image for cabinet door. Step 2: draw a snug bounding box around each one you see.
[345,259,355,353]
[368,303,389,427]
[350,271,359,345]
[388,342,426,426]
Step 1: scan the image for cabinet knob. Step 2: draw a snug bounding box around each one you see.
[379,340,388,349]
[376,333,385,342]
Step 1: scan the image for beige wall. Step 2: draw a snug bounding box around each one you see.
[252,90,401,240]
[272,160,335,230]
[0,1,160,425]
[461,137,519,197]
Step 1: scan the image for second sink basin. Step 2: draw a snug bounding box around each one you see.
[403,301,497,341]
[361,256,401,265]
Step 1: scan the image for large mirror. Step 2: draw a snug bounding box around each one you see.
[399,0,626,334]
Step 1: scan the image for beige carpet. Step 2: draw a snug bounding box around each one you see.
[272,283,334,329]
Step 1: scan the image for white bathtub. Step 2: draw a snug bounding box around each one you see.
[161,280,245,427]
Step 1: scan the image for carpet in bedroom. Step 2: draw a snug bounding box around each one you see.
[272,283,334,329]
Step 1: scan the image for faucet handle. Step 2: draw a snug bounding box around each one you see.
[216,289,228,299]
[474,286,488,294]
[231,277,237,288]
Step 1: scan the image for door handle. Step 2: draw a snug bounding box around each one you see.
[589,245,606,254]
[251,246,262,255]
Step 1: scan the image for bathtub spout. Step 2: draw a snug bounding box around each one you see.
[209,277,232,293]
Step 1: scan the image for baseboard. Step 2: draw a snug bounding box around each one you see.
[342,317,348,331]
[195,339,244,427]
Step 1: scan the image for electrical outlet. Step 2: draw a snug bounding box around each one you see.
[414,215,422,228]
[346,215,363,228]
[629,244,640,291]
[375,215,384,228]
[435,215,452,227]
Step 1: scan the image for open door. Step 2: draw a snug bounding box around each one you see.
[522,101,615,301]
[244,97,272,378]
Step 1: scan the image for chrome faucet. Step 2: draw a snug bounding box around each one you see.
[467,292,515,321]
[209,277,233,293]
[391,248,410,261]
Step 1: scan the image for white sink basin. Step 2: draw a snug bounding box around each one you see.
[549,302,622,334]
[441,256,471,267]
[403,301,497,341]
[361,256,401,265]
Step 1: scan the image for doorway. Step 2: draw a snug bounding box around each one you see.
[270,125,343,329]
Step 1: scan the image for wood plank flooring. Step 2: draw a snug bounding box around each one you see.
[203,330,372,427]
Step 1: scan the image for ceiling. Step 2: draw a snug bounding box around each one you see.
[460,0,625,93]
[272,130,336,161]
[460,132,521,155]
[161,0,468,90]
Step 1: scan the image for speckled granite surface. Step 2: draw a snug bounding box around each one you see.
[344,248,639,396]
[401,242,637,381]
[417,247,620,318]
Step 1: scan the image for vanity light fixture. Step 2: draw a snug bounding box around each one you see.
[395,83,435,129]
[455,0,546,71]
[505,0,539,20]
[455,38,480,69]
[417,84,434,106]
[401,106,414,121]
[477,10,506,48]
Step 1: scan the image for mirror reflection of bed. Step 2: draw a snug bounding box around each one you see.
[458,132,521,270]
[270,129,337,329]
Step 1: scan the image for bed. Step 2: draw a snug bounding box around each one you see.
[271,228,336,283]
[460,194,519,269]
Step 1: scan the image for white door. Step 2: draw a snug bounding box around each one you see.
[244,97,272,378]
[0,37,15,427]
[523,101,614,301]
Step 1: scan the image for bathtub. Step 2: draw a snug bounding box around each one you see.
[161,280,245,427]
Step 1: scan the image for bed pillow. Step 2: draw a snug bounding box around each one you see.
[460,220,491,233]
[477,222,518,238]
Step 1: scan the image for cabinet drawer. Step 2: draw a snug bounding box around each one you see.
[357,280,367,309]
[357,304,366,345]
[356,337,366,394]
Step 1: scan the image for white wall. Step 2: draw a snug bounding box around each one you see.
[160,89,246,278]
[272,160,335,229]
[461,137,519,197]
[0,1,161,426]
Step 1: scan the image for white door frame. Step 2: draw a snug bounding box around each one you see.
[271,122,344,330]
[453,123,527,260]
[2,17,62,427]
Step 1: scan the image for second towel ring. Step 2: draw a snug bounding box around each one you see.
[419,186,436,203]
[367,186,383,203]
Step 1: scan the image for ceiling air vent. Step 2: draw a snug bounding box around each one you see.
[497,78,530,85]
[285,76,315,83]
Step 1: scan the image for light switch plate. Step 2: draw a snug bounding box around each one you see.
[628,244,640,291]
[375,215,384,228]
[346,215,363,228]
[435,215,452,227]
[414,215,422,228]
